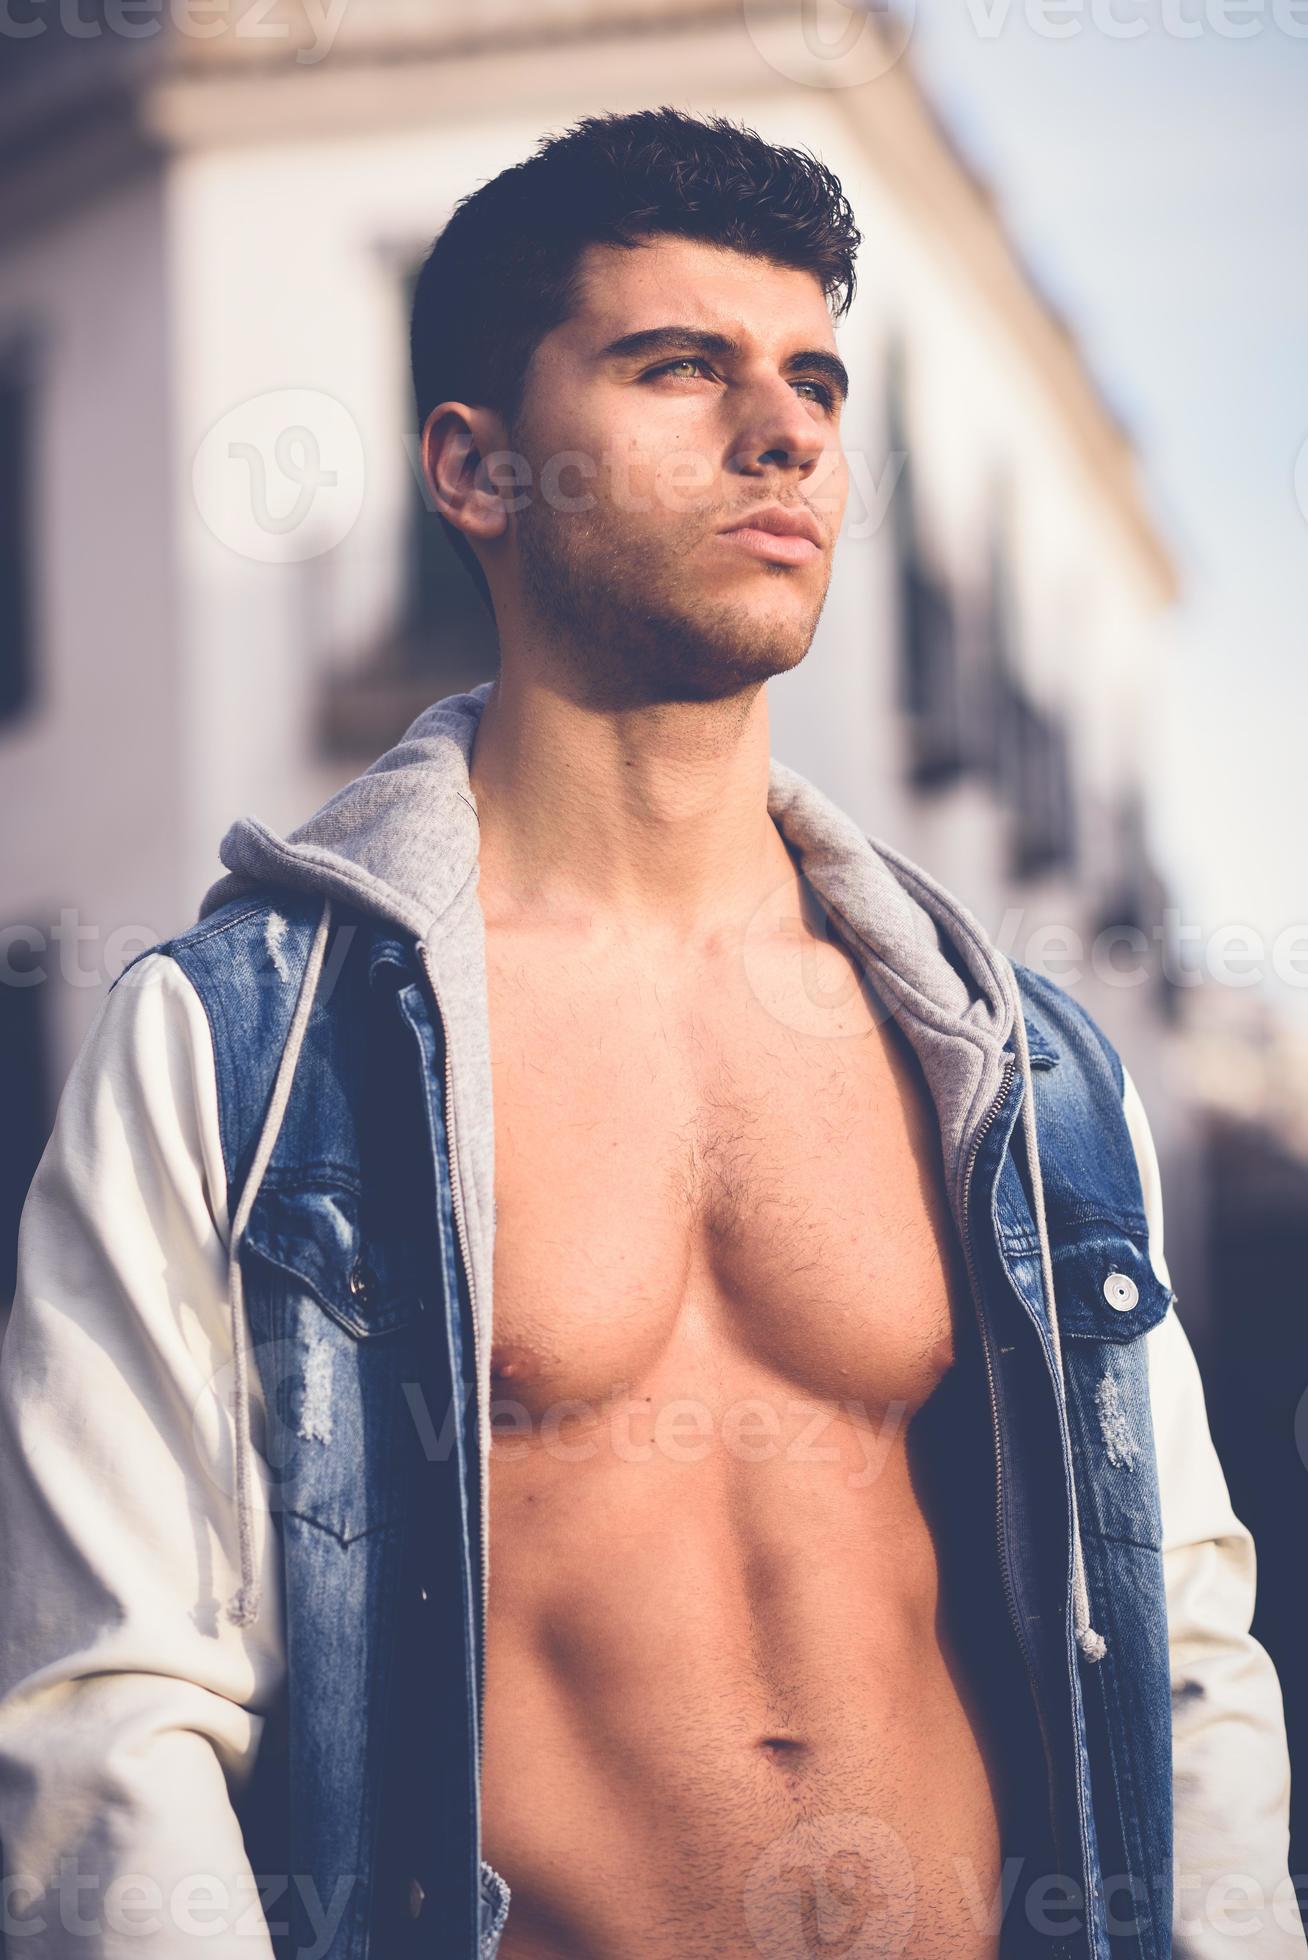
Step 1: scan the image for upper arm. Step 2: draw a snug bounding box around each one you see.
[0,952,285,1952]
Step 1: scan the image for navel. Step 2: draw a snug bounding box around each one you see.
[757,1734,810,1765]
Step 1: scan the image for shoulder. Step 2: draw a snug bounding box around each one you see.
[109,891,351,1196]
[114,886,368,1054]
[27,947,231,1249]
[1005,959,1170,1248]
[118,889,328,984]
[1008,957,1125,1098]
[84,947,218,1126]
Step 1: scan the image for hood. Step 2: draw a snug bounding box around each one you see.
[201,678,1017,1224]
[205,679,1105,1664]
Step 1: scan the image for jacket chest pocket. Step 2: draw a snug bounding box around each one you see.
[1007,1217,1175,1550]
[241,1180,432,1545]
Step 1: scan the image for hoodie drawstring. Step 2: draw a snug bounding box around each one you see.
[224,895,334,1628]
[1009,983,1107,1664]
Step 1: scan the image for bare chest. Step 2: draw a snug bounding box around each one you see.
[483,928,968,1420]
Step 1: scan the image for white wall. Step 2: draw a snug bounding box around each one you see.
[0,164,185,1078]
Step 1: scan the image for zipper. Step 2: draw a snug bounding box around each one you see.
[416,941,490,1777]
[958,1052,1075,1916]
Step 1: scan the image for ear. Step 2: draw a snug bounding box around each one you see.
[419,402,511,545]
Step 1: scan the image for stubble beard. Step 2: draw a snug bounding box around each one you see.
[513,490,828,713]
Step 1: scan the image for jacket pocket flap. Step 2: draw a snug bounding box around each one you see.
[1003,1219,1173,1345]
[1046,1223,1173,1344]
[243,1179,426,1337]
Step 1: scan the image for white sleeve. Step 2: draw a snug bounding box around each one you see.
[0,951,285,1957]
[1124,1065,1306,1955]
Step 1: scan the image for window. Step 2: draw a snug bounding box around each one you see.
[976,489,1077,877]
[315,262,496,758]
[974,496,1020,786]
[902,563,968,788]
[885,338,968,789]
[1004,680,1077,879]
[1094,785,1174,1010]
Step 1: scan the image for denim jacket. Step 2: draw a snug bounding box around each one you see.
[0,684,1299,1960]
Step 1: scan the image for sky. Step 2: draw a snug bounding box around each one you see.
[901,6,1308,1016]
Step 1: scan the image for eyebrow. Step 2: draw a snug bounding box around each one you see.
[597,325,850,407]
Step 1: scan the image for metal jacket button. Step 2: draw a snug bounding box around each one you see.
[348,1259,374,1302]
[1103,1270,1139,1311]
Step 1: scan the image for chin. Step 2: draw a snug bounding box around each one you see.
[708,606,822,679]
[661,636,815,703]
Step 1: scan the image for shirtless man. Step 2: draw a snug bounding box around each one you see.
[0,105,1299,1960]
[456,223,1004,1956]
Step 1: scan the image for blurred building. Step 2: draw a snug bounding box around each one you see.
[0,0,1187,1307]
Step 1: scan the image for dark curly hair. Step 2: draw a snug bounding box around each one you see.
[409,105,862,613]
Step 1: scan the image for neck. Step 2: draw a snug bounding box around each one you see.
[466,665,798,945]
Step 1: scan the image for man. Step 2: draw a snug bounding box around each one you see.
[0,107,1299,1960]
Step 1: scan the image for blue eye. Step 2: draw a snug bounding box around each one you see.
[646,359,835,411]
[794,379,836,409]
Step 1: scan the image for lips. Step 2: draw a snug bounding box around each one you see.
[717,503,824,568]
[720,504,824,550]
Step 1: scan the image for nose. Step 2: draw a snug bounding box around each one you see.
[726,371,831,480]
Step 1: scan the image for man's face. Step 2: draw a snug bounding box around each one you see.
[498,235,850,708]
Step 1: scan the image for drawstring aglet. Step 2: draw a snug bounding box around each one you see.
[1078,1624,1108,1664]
